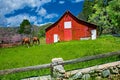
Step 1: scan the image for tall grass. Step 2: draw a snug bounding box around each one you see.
[0,35,120,79]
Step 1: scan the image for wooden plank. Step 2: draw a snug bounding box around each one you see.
[0,63,51,75]
[64,51,120,64]
[0,51,120,75]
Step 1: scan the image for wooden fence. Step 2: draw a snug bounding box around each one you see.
[0,51,120,75]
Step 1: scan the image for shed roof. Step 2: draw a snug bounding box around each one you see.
[46,11,97,31]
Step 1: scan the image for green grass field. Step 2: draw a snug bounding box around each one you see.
[0,35,120,79]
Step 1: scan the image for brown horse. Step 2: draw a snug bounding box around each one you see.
[22,37,30,47]
[32,37,40,44]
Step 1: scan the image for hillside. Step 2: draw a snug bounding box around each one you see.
[0,35,120,79]
[0,23,52,43]
[29,23,52,37]
[0,27,19,42]
[38,23,52,37]
[0,27,19,36]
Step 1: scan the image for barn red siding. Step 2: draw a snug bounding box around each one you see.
[46,25,59,44]
[46,11,97,44]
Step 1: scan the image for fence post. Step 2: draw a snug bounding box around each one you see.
[51,58,66,80]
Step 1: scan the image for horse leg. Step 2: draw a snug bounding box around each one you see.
[28,41,30,46]
[27,43,29,48]
[28,41,30,47]
[38,39,40,44]
[27,44,29,48]
[26,41,30,48]
[22,41,24,45]
[35,40,37,45]
[33,40,35,45]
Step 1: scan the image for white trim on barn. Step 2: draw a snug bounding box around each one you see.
[64,21,72,29]
[80,37,90,40]
[53,34,59,43]
[91,29,97,40]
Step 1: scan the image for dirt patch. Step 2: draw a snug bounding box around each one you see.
[0,42,21,48]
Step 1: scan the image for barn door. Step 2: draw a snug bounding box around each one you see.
[91,29,96,40]
[54,34,59,43]
[64,21,72,41]
[64,29,72,41]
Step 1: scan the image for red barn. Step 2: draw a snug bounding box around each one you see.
[45,11,97,44]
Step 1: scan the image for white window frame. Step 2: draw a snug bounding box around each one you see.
[64,21,72,29]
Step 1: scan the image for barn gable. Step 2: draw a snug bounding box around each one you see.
[46,11,97,44]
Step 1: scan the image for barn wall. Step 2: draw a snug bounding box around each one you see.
[57,18,64,41]
[60,15,72,41]
[46,25,59,44]
[69,15,90,40]
[72,21,91,40]
[72,18,97,40]
[56,14,73,41]
[46,12,97,44]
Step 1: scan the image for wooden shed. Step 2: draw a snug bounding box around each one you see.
[45,11,97,44]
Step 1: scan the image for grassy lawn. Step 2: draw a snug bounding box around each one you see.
[0,35,120,79]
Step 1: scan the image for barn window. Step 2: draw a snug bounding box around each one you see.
[64,21,72,28]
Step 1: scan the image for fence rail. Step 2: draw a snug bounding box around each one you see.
[0,51,120,75]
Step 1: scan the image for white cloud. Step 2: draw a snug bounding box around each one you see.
[0,0,53,26]
[33,18,43,26]
[0,0,59,26]
[0,0,51,16]
[71,0,84,3]
[6,15,23,27]
[0,15,7,27]
[37,7,47,16]
[6,14,42,26]
[6,12,58,27]
[59,1,65,4]
[45,13,58,19]
[39,22,53,26]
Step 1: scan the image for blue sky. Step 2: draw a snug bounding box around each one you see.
[0,0,84,27]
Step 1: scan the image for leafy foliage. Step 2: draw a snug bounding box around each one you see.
[77,0,93,21]
[38,23,52,37]
[107,0,120,34]
[31,25,39,37]
[78,0,120,35]
[88,1,111,35]
[77,12,86,21]
[19,19,31,34]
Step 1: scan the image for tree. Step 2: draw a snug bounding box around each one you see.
[31,25,39,37]
[77,12,86,21]
[24,25,32,34]
[107,0,120,34]
[19,19,31,34]
[38,23,52,37]
[78,0,120,35]
[88,0,112,35]
[78,0,94,21]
